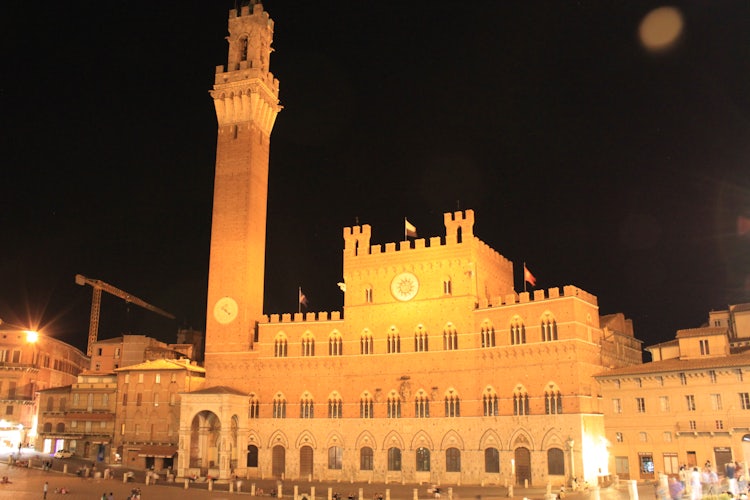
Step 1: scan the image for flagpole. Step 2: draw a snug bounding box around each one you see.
[523,262,527,293]
[298,286,301,314]
[404,217,407,241]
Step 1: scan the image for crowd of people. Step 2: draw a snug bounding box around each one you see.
[670,461,748,500]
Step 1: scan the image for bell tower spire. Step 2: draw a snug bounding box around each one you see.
[205,1,281,360]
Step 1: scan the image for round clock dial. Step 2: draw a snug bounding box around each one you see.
[391,272,419,301]
[213,296,238,324]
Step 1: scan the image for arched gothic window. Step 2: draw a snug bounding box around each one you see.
[415,390,430,418]
[513,386,530,416]
[360,392,374,418]
[327,393,342,418]
[272,394,286,419]
[388,328,400,353]
[329,331,343,356]
[301,333,315,357]
[274,334,287,357]
[542,314,558,342]
[387,392,401,418]
[415,325,428,352]
[248,394,260,419]
[300,393,314,419]
[483,387,498,416]
[445,390,460,417]
[510,317,526,345]
[481,322,496,348]
[545,388,563,414]
[361,330,373,354]
[443,323,458,350]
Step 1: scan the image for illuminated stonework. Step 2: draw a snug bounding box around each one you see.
[179,1,644,487]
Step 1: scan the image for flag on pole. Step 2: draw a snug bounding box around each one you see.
[298,287,308,307]
[405,218,417,238]
[524,265,537,287]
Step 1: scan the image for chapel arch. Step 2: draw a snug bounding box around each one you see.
[189,410,221,475]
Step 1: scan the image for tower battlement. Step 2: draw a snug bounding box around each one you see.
[344,210,484,259]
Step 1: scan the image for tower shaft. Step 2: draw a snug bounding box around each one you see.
[205,2,280,358]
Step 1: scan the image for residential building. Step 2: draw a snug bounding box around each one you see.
[115,359,205,470]
[596,304,750,481]
[0,327,88,448]
[89,334,196,373]
[36,371,118,460]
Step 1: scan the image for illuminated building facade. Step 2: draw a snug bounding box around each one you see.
[177,2,643,486]
[597,304,750,481]
[36,371,117,460]
[115,359,205,470]
[0,327,88,448]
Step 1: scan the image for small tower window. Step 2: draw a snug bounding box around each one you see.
[239,36,249,62]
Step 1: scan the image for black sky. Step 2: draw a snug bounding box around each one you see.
[1,1,749,353]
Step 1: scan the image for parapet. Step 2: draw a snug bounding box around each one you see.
[476,285,599,309]
[265,311,343,324]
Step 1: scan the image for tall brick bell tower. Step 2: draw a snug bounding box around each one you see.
[205,1,280,364]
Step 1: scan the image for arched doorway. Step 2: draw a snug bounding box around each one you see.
[515,447,531,485]
[189,410,221,476]
[272,445,286,478]
[300,445,313,478]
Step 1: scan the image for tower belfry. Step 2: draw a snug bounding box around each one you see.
[205,1,280,359]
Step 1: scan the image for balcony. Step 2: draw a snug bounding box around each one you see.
[0,361,39,372]
[675,415,750,435]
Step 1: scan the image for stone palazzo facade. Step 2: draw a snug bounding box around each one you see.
[177,1,642,487]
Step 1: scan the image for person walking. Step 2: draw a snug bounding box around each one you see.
[43,481,48,499]
[690,467,702,500]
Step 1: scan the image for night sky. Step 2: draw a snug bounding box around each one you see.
[2,1,749,353]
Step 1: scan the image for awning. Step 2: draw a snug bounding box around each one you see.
[136,445,177,458]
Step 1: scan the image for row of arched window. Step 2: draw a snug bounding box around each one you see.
[251,387,564,419]
[272,318,558,357]
[245,444,565,475]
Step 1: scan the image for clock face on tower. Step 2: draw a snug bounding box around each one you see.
[391,272,419,301]
[213,296,238,324]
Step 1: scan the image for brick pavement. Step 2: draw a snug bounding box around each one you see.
[0,460,648,500]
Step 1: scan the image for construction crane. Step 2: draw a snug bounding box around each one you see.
[75,274,176,356]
